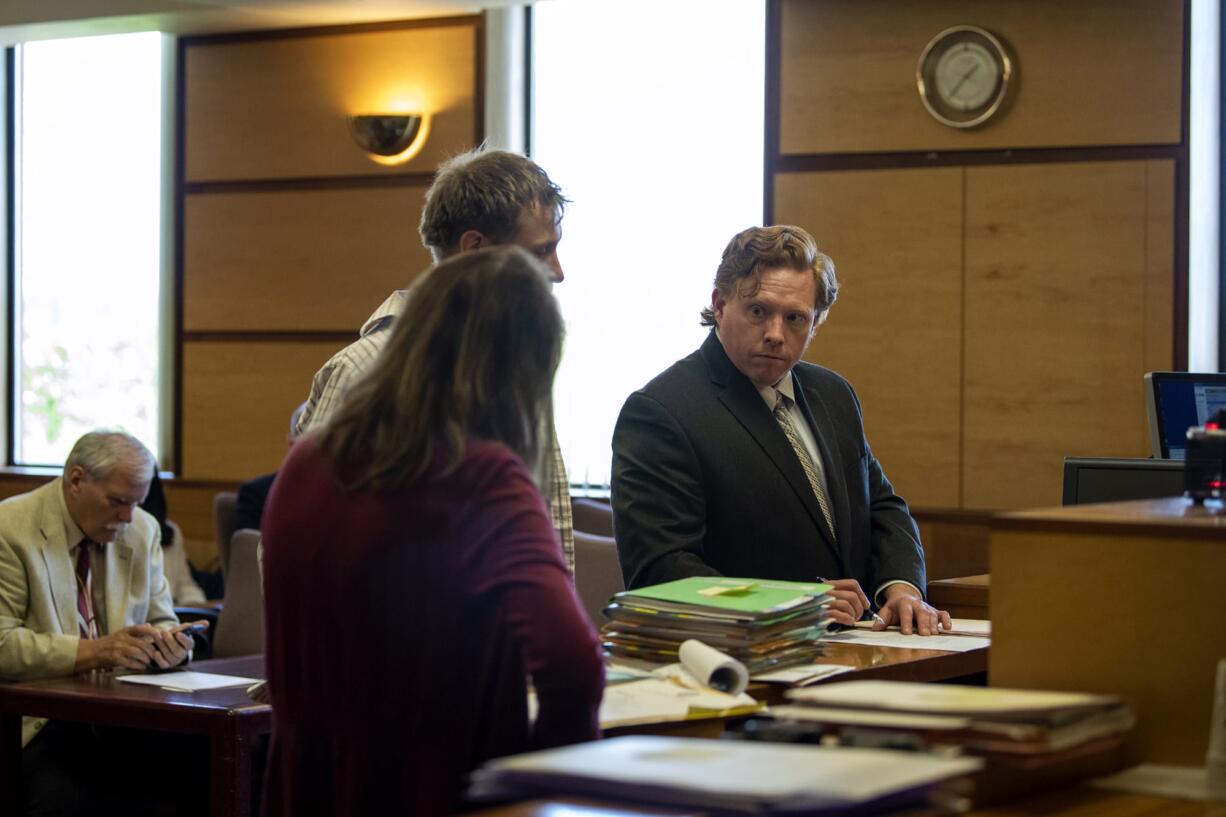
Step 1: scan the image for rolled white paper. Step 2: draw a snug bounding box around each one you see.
[678,639,749,696]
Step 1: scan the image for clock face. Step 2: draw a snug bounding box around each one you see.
[917,26,1012,129]
[933,42,999,111]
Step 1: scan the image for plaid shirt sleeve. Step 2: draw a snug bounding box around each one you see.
[548,433,574,576]
[296,335,385,436]
[296,360,348,436]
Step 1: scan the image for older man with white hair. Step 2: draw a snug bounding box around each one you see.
[0,429,202,816]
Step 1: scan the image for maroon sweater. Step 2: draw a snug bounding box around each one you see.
[260,438,604,817]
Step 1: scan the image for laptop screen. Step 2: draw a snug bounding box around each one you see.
[1145,372,1226,459]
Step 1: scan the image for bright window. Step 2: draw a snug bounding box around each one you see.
[13,32,166,465]
[533,0,765,487]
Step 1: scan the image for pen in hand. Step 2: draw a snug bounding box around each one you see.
[817,576,883,630]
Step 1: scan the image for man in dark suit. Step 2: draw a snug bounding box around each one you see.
[235,402,306,532]
[611,225,950,634]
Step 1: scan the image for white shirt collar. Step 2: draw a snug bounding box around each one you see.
[758,372,796,410]
[714,328,797,408]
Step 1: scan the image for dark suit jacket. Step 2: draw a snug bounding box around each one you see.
[611,331,925,596]
[235,473,276,532]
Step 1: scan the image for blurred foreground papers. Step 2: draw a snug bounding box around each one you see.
[469,735,981,814]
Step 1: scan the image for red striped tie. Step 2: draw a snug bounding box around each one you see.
[75,540,97,640]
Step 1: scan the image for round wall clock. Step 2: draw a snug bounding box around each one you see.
[916,26,1013,129]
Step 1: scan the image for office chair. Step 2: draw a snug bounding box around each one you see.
[572,497,614,538]
[212,491,239,579]
[211,529,265,657]
[574,530,623,629]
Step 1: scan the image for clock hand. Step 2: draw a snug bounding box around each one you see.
[947,62,980,99]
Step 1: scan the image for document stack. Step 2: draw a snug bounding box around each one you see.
[757,680,1134,803]
[601,576,832,673]
[469,735,982,815]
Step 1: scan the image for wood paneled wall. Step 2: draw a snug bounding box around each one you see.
[182,185,435,332]
[775,168,964,509]
[169,15,483,537]
[770,0,1186,515]
[961,160,1174,509]
[778,0,1183,155]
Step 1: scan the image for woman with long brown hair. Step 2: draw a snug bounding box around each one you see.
[260,246,603,817]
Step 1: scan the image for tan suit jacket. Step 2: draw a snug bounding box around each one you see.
[0,478,178,746]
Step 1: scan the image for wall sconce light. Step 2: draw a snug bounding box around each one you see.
[348,114,426,166]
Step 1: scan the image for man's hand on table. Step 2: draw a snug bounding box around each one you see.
[822,578,872,627]
[875,584,951,636]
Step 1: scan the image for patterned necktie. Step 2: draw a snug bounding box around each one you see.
[773,391,837,539]
[74,540,98,640]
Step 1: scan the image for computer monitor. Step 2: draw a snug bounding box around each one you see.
[1144,371,1226,459]
[1061,456,1185,505]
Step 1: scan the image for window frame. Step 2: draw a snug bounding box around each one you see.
[2,35,175,471]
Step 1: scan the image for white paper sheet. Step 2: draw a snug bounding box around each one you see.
[851,618,990,636]
[115,671,261,692]
[823,629,990,652]
[599,677,759,729]
[949,618,991,636]
[752,663,855,685]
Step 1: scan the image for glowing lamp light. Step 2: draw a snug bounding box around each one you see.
[348,114,429,166]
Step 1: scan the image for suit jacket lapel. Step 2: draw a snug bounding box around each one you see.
[103,539,135,634]
[792,374,853,572]
[700,333,843,569]
[37,485,79,637]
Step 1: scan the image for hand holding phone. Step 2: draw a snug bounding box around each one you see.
[147,621,209,670]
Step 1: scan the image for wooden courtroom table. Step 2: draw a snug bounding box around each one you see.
[746,640,987,707]
[0,654,269,817]
[815,641,986,684]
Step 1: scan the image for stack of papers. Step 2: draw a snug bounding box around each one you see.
[601,577,832,673]
[771,680,1135,758]
[469,735,982,814]
[599,676,763,730]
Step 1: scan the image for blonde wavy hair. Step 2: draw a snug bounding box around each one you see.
[699,225,838,327]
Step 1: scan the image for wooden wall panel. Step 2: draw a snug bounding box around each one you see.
[962,161,1173,510]
[774,167,963,509]
[184,21,478,181]
[1143,159,1176,382]
[778,0,1183,155]
[162,481,236,562]
[176,16,482,482]
[181,341,347,480]
[184,185,434,332]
